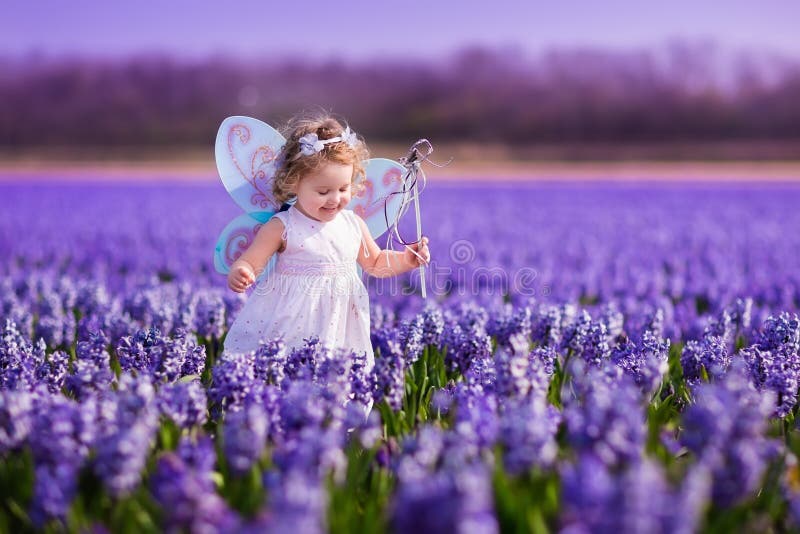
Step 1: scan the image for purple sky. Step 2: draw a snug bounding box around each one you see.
[3,0,799,61]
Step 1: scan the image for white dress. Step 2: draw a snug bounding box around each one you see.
[223,205,374,371]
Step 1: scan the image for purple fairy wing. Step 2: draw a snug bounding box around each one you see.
[347,158,408,239]
[213,211,278,280]
[215,116,286,213]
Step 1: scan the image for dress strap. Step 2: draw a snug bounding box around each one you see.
[272,210,290,242]
[348,210,369,258]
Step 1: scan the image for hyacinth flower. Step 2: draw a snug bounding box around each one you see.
[0,388,34,453]
[390,425,499,534]
[610,330,670,396]
[530,303,566,348]
[92,375,159,498]
[208,351,258,417]
[562,360,647,468]
[253,337,287,386]
[740,312,800,418]
[498,396,561,475]
[33,289,75,349]
[27,391,94,526]
[680,335,731,385]
[151,436,241,533]
[65,331,115,400]
[115,326,206,383]
[156,379,208,430]
[371,327,406,430]
[260,468,328,534]
[559,453,709,534]
[487,305,532,349]
[0,319,47,391]
[222,401,269,476]
[560,309,612,367]
[441,322,493,376]
[680,358,780,508]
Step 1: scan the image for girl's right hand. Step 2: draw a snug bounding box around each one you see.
[228,263,256,293]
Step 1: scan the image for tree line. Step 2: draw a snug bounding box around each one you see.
[1,42,799,148]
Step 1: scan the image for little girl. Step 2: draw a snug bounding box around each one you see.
[223,112,431,372]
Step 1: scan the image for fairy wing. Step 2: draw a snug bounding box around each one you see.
[347,158,408,239]
[213,211,278,281]
[215,116,285,213]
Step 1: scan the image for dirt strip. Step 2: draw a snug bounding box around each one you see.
[2,160,800,182]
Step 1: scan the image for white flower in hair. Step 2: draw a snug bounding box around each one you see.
[298,133,326,156]
[293,126,359,161]
[340,126,358,147]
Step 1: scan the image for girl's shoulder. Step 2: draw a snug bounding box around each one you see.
[341,209,365,233]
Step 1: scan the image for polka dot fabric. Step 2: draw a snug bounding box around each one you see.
[224,205,373,370]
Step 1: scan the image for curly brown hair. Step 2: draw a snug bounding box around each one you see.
[272,111,369,205]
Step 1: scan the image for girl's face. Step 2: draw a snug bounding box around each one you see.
[291,161,354,222]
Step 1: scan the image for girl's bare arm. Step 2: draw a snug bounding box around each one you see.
[354,214,428,278]
[229,217,285,283]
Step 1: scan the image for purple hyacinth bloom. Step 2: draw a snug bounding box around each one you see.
[30,463,79,527]
[399,315,425,364]
[680,335,731,384]
[680,358,779,507]
[223,401,268,475]
[371,349,405,411]
[115,327,163,374]
[611,331,670,395]
[33,291,69,348]
[261,468,328,534]
[0,318,46,390]
[390,460,498,534]
[279,380,328,436]
[453,392,499,451]
[741,344,800,418]
[284,337,327,381]
[253,337,287,385]
[487,305,531,349]
[65,348,114,401]
[419,306,445,347]
[274,423,347,481]
[625,306,666,345]
[499,396,561,475]
[346,348,373,406]
[562,362,646,468]
[93,375,158,497]
[344,405,382,449]
[561,310,611,366]
[151,449,241,533]
[560,454,697,534]
[531,303,564,348]
[34,349,69,393]
[27,391,94,525]
[208,351,257,416]
[370,326,406,411]
[442,323,493,375]
[0,388,33,452]
[757,311,800,353]
[737,312,800,417]
[599,303,624,340]
[494,345,552,403]
[156,379,208,429]
[176,435,217,478]
[194,289,227,339]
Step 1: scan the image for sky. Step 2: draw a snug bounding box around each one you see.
[2,0,799,61]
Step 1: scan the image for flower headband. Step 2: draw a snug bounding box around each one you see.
[290,126,359,161]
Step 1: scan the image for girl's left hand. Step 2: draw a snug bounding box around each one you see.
[405,236,430,267]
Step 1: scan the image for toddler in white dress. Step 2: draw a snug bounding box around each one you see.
[224,111,431,376]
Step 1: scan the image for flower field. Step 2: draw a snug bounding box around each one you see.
[2,179,800,532]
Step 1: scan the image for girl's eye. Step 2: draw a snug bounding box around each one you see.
[318,191,328,195]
